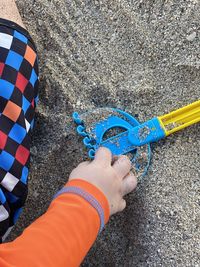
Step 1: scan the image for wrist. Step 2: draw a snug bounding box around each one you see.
[54,179,110,232]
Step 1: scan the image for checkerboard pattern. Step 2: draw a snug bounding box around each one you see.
[0,22,38,242]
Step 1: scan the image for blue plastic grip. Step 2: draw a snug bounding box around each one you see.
[128,117,166,146]
[73,112,83,125]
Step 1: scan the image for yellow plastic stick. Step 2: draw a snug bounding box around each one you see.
[158,100,200,136]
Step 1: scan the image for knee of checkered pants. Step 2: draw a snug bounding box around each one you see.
[0,21,39,242]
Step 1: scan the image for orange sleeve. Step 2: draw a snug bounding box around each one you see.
[0,179,110,267]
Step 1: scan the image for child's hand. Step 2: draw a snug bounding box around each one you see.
[69,147,137,215]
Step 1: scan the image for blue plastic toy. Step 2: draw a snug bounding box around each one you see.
[72,108,151,177]
[72,100,200,177]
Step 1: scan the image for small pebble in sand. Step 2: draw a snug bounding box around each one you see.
[186,32,197,41]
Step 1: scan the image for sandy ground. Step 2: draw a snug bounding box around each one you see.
[10,1,200,266]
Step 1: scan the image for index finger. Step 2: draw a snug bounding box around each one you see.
[94,147,112,166]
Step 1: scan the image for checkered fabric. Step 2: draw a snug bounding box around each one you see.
[0,19,38,242]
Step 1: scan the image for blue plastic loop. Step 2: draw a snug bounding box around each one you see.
[73,112,83,125]
[83,137,94,149]
[77,125,87,137]
[88,149,95,159]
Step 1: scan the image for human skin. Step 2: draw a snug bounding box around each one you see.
[0,0,25,28]
[70,147,137,215]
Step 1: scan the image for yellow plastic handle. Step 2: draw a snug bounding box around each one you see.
[158,100,200,136]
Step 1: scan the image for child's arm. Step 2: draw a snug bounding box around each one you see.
[0,148,137,267]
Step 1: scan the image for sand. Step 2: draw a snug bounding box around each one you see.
[10,1,200,266]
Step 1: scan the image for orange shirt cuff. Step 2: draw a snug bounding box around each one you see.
[64,179,110,224]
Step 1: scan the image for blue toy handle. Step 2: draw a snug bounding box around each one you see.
[128,117,166,146]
